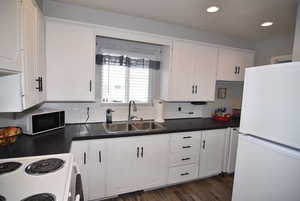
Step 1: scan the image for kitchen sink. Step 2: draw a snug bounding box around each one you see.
[103,123,137,133]
[103,121,165,133]
[131,121,164,131]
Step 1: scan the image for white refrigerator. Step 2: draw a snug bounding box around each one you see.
[232,62,300,201]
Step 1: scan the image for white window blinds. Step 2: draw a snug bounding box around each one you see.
[100,61,154,104]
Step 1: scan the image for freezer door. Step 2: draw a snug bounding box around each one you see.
[240,62,300,149]
[232,135,300,201]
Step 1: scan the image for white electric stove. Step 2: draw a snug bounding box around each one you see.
[0,153,83,201]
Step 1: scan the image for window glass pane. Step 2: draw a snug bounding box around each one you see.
[100,56,154,104]
[129,68,150,103]
[101,64,126,103]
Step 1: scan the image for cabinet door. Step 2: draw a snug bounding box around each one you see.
[217,48,254,81]
[227,128,239,173]
[36,7,46,103]
[0,0,22,72]
[199,129,226,178]
[169,41,195,101]
[70,141,89,200]
[217,48,240,81]
[137,135,169,189]
[46,19,95,101]
[88,140,107,200]
[193,45,218,101]
[22,0,39,109]
[236,51,255,81]
[106,137,140,196]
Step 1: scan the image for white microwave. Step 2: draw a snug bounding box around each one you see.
[22,109,65,135]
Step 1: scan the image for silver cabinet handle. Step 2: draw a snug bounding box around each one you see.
[202,140,206,149]
[89,80,92,92]
[182,157,191,161]
[141,147,144,158]
[195,85,198,94]
[183,136,192,139]
[182,145,192,149]
[99,151,101,163]
[180,172,190,176]
[238,66,241,74]
[234,66,237,74]
[137,147,140,158]
[83,152,87,165]
[192,85,195,94]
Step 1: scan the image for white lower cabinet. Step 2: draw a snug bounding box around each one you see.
[168,131,201,184]
[70,129,231,200]
[106,135,169,196]
[70,140,89,200]
[87,140,107,200]
[223,128,239,173]
[199,129,226,178]
[71,140,106,201]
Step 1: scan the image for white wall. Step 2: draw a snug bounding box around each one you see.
[255,33,294,66]
[293,3,300,61]
[37,81,244,124]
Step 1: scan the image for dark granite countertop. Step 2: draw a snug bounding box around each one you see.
[0,118,239,159]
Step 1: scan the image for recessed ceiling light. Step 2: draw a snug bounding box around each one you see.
[206,6,220,13]
[261,22,273,27]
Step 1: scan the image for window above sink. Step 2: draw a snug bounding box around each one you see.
[95,36,162,105]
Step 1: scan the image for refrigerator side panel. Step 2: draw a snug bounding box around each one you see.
[232,135,300,201]
[240,62,300,149]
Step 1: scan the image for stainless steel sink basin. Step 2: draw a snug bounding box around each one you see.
[103,123,137,133]
[131,121,164,131]
[103,121,165,133]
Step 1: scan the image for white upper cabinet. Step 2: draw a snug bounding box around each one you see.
[217,48,255,81]
[161,40,218,101]
[0,0,22,73]
[0,0,45,112]
[46,19,95,101]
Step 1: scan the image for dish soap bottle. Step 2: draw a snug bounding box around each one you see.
[106,109,114,124]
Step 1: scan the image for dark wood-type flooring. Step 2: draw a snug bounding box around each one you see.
[104,175,234,201]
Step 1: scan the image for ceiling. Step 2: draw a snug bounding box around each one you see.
[52,0,298,41]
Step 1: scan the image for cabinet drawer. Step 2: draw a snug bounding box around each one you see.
[171,132,199,144]
[170,140,200,153]
[169,152,199,167]
[168,164,198,184]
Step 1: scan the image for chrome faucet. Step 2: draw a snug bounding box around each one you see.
[128,100,137,121]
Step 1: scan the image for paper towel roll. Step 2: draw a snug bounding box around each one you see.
[154,99,165,122]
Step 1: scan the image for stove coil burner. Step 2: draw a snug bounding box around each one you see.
[21,193,55,201]
[25,158,65,175]
[0,195,6,201]
[0,162,22,175]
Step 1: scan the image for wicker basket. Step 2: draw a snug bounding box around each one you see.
[0,127,22,146]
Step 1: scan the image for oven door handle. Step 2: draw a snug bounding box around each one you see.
[75,173,84,201]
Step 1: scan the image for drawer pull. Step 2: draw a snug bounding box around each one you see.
[182,158,191,161]
[182,145,192,149]
[183,136,192,139]
[180,172,190,176]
